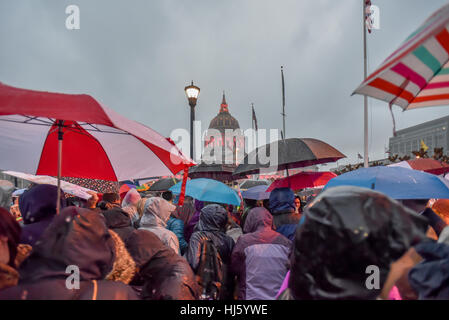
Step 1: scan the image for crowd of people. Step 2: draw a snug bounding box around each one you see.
[0,180,448,300]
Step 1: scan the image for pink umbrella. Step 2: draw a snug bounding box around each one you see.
[0,82,194,211]
[267,171,337,192]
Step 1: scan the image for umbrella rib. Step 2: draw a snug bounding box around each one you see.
[79,122,131,135]
[0,117,54,126]
[0,118,131,135]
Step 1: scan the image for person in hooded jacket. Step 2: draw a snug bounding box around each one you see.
[125,229,199,300]
[268,187,300,241]
[278,186,428,300]
[186,203,235,300]
[139,197,180,254]
[231,207,291,300]
[0,206,138,300]
[19,184,66,246]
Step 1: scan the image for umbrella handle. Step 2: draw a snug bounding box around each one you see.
[178,165,189,206]
[56,121,64,214]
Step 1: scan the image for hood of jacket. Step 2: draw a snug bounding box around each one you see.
[243,207,274,234]
[289,186,428,300]
[125,229,199,300]
[196,204,228,232]
[140,197,176,228]
[122,189,141,208]
[19,206,116,282]
[269,188,295,215]
[19,184,66,225]
[103,207,132,229]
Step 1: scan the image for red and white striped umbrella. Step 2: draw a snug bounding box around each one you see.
[354,4,449,110]
[0,82,194,190]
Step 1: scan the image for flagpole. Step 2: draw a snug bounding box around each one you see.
[251,103,255,180]
[281,66,290,180]
[363,0,369,168]
[281,66,286,139]
[251,103,255,152]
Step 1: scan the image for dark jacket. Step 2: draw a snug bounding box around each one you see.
[284,186,428,300]
[186,204,235,271]
[125,229,199,300]
[231,207,291,300]
[269,188,300,240]
[19,184,66,246]
[167,217,188,255]
[186,204,235,299]
[0,207,138,300]
[102,206,135,243]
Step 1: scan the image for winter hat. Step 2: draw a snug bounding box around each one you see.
[269,187,295,215]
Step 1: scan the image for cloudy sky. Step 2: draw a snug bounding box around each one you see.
[1,0,448,167]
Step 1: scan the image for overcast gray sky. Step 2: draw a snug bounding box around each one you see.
[1,0,448,167]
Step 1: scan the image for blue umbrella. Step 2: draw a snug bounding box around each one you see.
[241,185,271,200]
[169,178,241,206]
[324,166,449,200]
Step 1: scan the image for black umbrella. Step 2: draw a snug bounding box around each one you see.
[233,138,345,177]
[148,177,179,191]
[188,163,238,182]
[239,179,270,190]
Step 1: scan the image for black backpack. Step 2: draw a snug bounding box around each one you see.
[196,238,223,300]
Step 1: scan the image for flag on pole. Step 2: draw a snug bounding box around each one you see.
[365,0,373,33]
[252,104,258,131]
[281,66,286,139]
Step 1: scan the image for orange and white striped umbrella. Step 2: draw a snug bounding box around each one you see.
[354,4,449,110]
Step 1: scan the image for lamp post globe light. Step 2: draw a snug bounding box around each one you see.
[184,81,200,159]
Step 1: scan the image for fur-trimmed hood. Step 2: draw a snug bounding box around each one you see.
[106,230,136,285]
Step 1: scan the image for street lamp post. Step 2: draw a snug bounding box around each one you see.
[184,81,200,159]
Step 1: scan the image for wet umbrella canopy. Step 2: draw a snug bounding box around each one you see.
[324,166,449,200]
[148,177,179,191]
[188,163,237,182]
[233,138,345,177]
[289,186,428,300]
[239,179,270,190]
[241,185,271,200]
